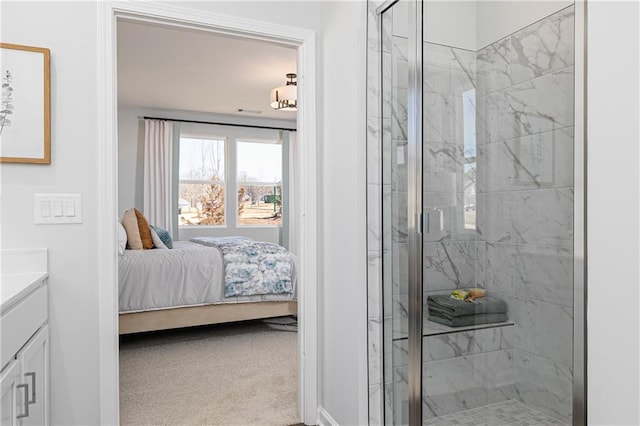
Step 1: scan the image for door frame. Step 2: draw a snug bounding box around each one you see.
[96,2,318,424]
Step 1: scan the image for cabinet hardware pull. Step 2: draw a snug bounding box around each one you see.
[16,383,30,419]
[25,372,36,404]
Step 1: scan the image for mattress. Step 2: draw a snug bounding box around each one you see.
[118,241,297,313]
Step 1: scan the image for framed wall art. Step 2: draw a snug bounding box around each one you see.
[0,43,51,164]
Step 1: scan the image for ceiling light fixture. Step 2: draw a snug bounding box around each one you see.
[270,73,297,111]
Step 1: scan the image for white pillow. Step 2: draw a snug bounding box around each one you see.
[149,226,168,249]
[117,221,127,255]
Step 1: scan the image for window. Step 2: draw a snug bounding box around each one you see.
[236,141,282,226]
[178,137,226,226]
[177,132,285,230]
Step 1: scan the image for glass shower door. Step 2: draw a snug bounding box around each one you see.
[378,1,581,425]
[380,0,423,424]
[421,3,577,424]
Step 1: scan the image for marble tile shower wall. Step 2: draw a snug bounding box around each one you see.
[475,6,575,422]
[393,38,480,334]
[422,41,479,296]
[420,41,519,422]
[390,36,514,423]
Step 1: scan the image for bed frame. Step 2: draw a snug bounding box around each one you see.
[119,301,298,335]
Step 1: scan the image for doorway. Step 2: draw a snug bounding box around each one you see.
[97,3,318,425]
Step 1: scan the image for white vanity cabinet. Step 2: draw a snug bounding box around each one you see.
[0,274,49,426]
[0,361,21,425]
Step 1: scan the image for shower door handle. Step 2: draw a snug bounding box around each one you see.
[423,209,446,235]
[25,372,36,404]
[16,383,30,419]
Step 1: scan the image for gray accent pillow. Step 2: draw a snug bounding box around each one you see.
[150,225,173,249]
[149,226,168,249]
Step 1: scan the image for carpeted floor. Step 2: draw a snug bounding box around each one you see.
[119,318,299,425]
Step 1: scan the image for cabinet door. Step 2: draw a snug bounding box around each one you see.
[1,360,22,426]
[17,326,48,426]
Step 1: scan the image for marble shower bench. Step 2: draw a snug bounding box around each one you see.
[423,319,514,336]
[422,320,516,418]
[392,320,516,423]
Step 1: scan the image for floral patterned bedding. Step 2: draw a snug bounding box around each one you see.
[189,236,293,297]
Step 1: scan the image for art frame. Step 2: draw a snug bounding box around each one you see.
[0,43,51,164]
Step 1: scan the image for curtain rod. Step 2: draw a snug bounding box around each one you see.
[142,116,296,132]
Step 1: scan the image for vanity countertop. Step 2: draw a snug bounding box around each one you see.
[1,272,48,313]
[1,248,48,313]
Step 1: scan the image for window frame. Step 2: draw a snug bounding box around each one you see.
[235,138,283,228]
[178,135,228,228]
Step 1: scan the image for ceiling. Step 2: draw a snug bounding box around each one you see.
[117,20,298,121]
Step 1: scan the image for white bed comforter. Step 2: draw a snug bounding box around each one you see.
[118,241,297,313]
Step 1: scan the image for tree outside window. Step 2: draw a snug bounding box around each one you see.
[178,137,226,226]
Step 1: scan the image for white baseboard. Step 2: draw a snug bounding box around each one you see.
[317,406,339,426]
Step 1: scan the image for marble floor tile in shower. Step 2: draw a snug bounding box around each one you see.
[423,399,567,426]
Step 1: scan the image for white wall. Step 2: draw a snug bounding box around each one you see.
[587,1,640,424]
[390,1,477,50]
[315,2,368,424]
[0,2,101,425]
[424,0,477,50]
[400,1,572,51]
[476,0,573,49]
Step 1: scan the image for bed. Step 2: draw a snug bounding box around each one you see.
[118,238,297,334]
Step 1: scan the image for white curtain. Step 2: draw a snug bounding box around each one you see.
[143,119,174,235]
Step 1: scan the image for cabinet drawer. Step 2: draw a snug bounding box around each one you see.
[0,285,47,370]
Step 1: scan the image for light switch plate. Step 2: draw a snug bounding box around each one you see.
[34,194,82,224]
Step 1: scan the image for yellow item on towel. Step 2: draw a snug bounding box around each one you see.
[450,289,469,301]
